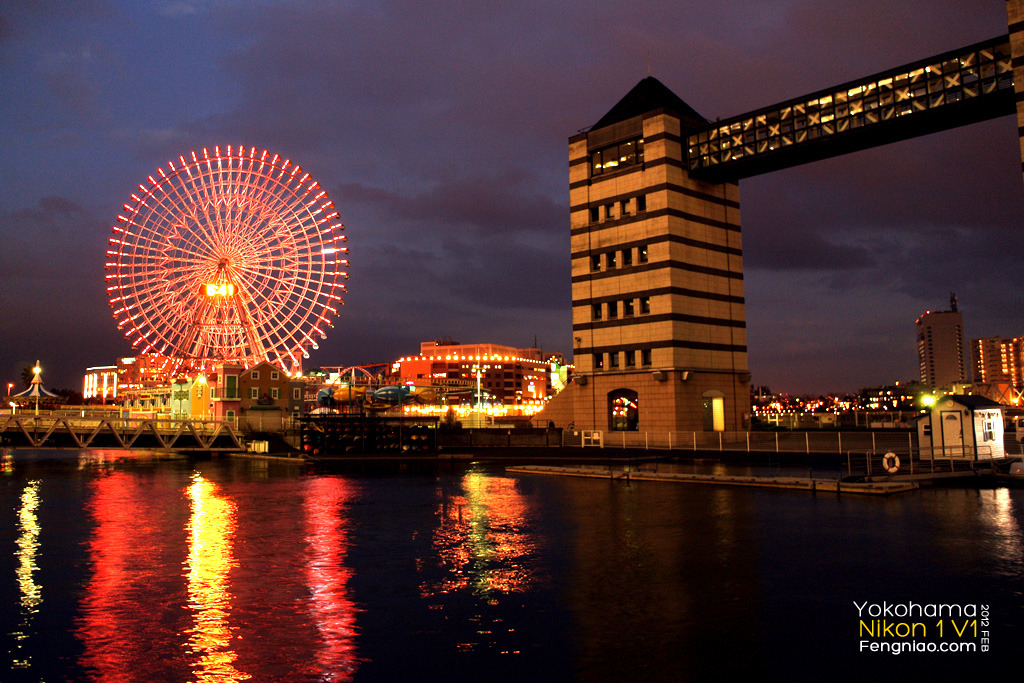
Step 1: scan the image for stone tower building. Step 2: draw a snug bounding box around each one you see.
[543,78,750,433]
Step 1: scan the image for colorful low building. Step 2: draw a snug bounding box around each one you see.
[391,341,552,406]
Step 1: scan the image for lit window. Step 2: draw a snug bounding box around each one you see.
[640,297,650,314]
[638,245,648,263]
[594,353,604,370]
[250,388,258,399]
[591,254,601,271]
[590,138,644,176]
[271,387,279,400]
[606,252,617,269]
[623,299,634,316]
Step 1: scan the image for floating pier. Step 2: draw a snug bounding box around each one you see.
[507,465,921,495]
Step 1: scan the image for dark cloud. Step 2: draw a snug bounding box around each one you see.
[0,196,124,389]
[335,171,563,236]
[0,0,1018,392]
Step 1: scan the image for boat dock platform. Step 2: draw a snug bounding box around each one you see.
[507,465,921,495]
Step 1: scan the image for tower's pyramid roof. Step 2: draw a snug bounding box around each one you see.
[592,76,708,131]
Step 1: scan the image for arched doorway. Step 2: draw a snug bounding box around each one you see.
[702,390,725,432]
[609,389,639,431]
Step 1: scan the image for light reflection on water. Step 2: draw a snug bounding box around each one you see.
[11,480,41,670]
[1,450,1022,681]
[424,470,538,598]
[303,477,359,681]
[185,473,248,682]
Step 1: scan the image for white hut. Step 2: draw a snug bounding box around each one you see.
[916,395,1004,461]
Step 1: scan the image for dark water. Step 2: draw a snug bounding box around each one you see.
[1,449,1022,682]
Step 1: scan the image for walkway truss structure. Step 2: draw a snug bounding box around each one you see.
[687,36,1015,181]
[0,415,244,452]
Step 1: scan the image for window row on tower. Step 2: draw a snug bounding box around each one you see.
[589,194,647,223]
[593,349,652,371]
[590,244,649,271]
[592,297,651,321]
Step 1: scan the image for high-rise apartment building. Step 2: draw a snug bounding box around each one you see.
[916,299,965,389]
[971,336,1024,388]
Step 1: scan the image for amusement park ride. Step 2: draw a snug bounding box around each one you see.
[101,146,495,418]
[104,145,348,377]
[314,366,441,413]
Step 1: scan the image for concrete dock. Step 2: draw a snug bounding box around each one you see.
[507,465,921,495]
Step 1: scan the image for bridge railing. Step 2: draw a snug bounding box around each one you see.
[574,429,919,454]
[0,414,244,451]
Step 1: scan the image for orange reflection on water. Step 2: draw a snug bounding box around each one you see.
[304,477,360,680]
[978,488,1023,565]
[424,471,538,597]
[185,473,249,682]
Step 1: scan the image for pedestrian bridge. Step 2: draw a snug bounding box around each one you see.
[0,414,244,451]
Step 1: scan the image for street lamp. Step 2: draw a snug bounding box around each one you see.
[32,362,41,416]
[6,382,12,397]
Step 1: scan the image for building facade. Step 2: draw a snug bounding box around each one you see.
[83,366,118,402]
[391,340,551,406]
[916,305,965,390]
[971,336,1024,387]
[916,394,1004,460]
[237,360,304,429]
[544,77,750,433]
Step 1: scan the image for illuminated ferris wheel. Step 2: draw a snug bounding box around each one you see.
[104,145,348,374]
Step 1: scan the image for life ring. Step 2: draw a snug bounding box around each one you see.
[883,452,900,474]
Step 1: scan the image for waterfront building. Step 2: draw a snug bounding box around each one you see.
[391,340,552,406]
[237,360,304,429]
[169,376,209,420]
[83,366,117,402]
[119,385,171,419]
[205,362,243,422]
[540,77,750,433]
[916,299,966,390]
[916,394,1004,460]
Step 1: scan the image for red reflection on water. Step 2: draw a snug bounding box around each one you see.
[77,471,191,681]
[423,472,538,597]
[304,476,360,681]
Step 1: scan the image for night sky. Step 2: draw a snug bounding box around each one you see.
[1,0,1021,394]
